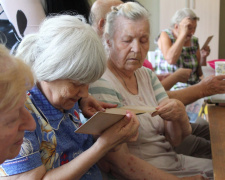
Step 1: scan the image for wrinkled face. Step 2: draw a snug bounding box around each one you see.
[40,79,89,111]
[108,16,150,72]
[0,93,36,164]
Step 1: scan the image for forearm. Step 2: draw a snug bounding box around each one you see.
[167,85,204,105]
[44,141,110,180]
[165,115,191,147]
[161,73,179,90]
[165,35,186,64]
[104,144,180,180]
[5,142,110,180]
[200,57,207,66]
[197,65,203,78]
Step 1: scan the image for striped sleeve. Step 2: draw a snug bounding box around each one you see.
[146,69,168,103]
[89,78,124,108]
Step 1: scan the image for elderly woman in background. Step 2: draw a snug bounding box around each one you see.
[154,8,210,91]
[0,45,36,164]
[0,15,139,179]
[89,2,212,179]
[154,8,212,122]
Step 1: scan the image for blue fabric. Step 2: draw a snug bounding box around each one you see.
[0,86,102,180]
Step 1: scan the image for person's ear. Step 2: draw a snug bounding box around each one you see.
[105,34,112,47]
[98,18,105,34]
[174,24,179,30]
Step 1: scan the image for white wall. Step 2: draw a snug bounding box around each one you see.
[138,0,160,51]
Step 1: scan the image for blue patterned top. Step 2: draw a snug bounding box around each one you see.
[154,29,200,90]
[0,86,102,180]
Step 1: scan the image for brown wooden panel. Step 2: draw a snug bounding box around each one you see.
[208,104,225,180]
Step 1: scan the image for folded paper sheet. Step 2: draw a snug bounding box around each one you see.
[75,106,156,135]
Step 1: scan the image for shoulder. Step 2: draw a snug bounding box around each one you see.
[158,29,174,44]
[155,29,171,44]
[162,29,173,36]
[137,67,157,79]
[89,78,123,107]
[89,78,114,92]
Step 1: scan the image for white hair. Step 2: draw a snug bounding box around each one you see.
[16,15,106,84]
[104,2,150,53]
[170,8,199,28]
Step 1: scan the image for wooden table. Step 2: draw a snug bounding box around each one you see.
[208,104,225,180]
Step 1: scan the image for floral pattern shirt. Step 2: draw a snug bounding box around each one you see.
[0,86,102,180]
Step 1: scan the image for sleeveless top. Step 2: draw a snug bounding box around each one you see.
[154,29,200,90]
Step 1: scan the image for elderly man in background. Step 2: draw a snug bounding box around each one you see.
[89,0,123,37]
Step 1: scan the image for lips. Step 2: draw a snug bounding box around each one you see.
[128,58,139,61]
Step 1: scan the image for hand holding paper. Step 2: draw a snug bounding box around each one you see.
[201,35,213,50]
[75,106,156,135]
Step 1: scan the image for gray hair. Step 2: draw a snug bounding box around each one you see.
[104,2,150,41]
[16,15,106,84]
[170,8,199,28]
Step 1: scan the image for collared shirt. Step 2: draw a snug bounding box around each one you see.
[0,86,102,180]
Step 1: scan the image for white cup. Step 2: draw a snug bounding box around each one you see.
[215,61,225,75]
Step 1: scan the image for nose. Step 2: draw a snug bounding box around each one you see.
[19,107,36,132]
[78,84,89,98]
[131,40,141,53]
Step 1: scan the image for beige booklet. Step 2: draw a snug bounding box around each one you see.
[75,106,156,135]
[201,35,213,50]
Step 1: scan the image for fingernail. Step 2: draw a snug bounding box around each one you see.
[126,112,131,118]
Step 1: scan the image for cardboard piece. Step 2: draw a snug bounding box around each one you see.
[75,106,156,135]
[201,35,213,50]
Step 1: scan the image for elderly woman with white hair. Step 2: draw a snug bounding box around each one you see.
[0,15,140,179]
[154,8,210,91]
[0,45,36,164]
[89,2,213,180]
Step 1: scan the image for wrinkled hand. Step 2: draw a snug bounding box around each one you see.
[174,68,192,83]
[200,45,210,59]
[180,174,209,180]
[79,95,117,118]
[152,98,187,122]
[200,74,225,97]
[178,17,193,38]
[98,111,139,150]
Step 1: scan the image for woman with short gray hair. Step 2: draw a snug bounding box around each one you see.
[89,2,212,179]
[0,14,139,180]
[154,8,210,91]
[16,15,106,84]
[104,1,150,42]
[170,8,199,28]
